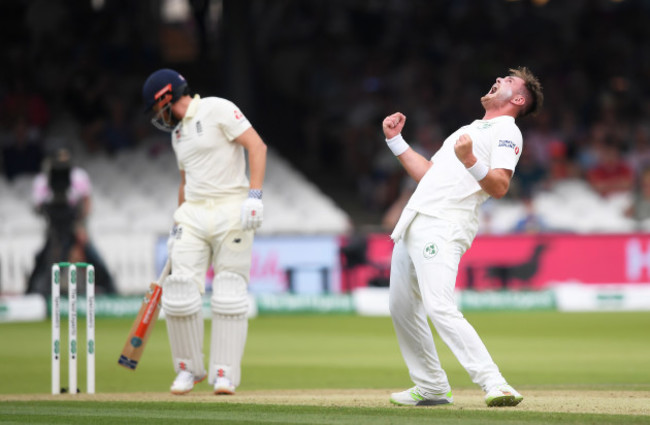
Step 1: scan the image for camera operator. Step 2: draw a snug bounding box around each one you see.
[26,148,116,295]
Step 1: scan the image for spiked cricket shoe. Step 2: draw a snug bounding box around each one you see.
[390,386,453,406]
[170,370,207,395]
[485,384,523,407]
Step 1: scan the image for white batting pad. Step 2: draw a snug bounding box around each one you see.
[209,271,249,386]
[210,271,249,316]
[162,274,203,316]
[162,274,205,377]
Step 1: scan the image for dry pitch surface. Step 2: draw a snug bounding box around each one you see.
[3,389,649,416]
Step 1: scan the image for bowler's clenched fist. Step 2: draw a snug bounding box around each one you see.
[383,112,406,139]
[454,133,477,168]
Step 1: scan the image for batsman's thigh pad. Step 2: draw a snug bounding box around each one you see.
[162,274,203,316]
[210,271,248,316]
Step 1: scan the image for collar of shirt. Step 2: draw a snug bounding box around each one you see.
[182,94,202,121]
[479,115,515,124]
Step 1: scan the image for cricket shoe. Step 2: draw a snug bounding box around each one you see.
[213,368,236,395]
[485,384,523,407]
[390,387,453,406]
[170,370,207,395]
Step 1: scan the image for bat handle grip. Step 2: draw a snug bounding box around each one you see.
[157,259,172,284]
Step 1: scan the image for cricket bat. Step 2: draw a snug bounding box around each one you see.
[118,259,171,370]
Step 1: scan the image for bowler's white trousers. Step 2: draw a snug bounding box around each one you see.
[389,213,507,393]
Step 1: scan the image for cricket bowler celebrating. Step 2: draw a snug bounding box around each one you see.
[142,68,267,395]
[383,67,542,407]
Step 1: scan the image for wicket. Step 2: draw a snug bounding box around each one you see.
[51,262,95,395]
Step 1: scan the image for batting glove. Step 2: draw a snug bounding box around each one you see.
[241,190,263,230]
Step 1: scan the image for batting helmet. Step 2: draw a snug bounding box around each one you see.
[142,68,189,112]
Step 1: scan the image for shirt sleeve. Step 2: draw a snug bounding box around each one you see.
[490,123,523,171]
[217,99,252,142]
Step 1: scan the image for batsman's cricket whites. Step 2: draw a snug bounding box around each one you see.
[118,259,171,370]
[51,262,95,394]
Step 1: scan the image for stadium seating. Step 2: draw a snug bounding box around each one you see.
[0,147,351,294]
[479,179,636,235]
[0,145,639,294]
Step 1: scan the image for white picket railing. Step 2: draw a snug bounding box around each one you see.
[0,231,159,296]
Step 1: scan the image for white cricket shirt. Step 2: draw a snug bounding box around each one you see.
[405,115,522,236]
[171,95,252,201]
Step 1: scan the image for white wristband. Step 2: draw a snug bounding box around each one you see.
[467,160,489,181]
[386,134,410,156]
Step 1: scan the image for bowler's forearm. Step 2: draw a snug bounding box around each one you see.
[477,168,512,199]
[397,148,433,183]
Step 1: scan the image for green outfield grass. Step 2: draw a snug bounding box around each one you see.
[1,311,649,424]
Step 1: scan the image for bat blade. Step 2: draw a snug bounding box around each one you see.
[117,283,162,370]
[118,260,170,370]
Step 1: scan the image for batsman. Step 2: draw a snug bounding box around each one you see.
[142,69,267,395]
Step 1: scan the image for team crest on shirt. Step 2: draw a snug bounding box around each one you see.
[196,120,203,135]
[477,121,495,129]
[423,242,438,259]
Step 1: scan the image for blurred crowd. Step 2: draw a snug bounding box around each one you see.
[250,0,650,230]
[1,0,650,231]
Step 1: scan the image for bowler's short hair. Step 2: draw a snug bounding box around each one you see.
[510,67,543,118]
